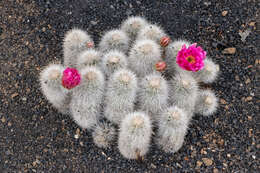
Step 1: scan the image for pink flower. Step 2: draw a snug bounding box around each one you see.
[176,43,207,72]
[62,67,81,89]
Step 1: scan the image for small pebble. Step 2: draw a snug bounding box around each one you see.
[196,161,203,167]
[74,134,79,139]
[222,47,236,54]
[1,117,6,123]
[222,11,228,16]
[202,158,213,166]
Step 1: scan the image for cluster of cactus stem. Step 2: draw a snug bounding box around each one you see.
[40,16,220,160]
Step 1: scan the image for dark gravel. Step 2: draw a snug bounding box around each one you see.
[0,0,259,172]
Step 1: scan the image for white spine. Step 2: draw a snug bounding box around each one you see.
[128,39,161,77]
[121,16,148,42]
[98,29,129,53]
[136,24,166,43]
[92,122,116,149]
[104,69,137,125]
[118,112,152,159]
[76,49,101,69]
[169,72,198,118]
[63,29,93,67]
[195,90,218,116]
[192,58,220,83]
[157,106,189,153]
[138,73,169,121]
[70,67,104,129]
[101,50,128,77]
[39,64,70,114]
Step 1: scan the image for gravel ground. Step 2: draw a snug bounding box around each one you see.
[0,0,259,172]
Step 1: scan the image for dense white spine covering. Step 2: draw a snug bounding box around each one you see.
[70,67,104,129]
[92,122,116,149]
[136,24,166,43]
[101,50,128,77]
[138,73,169,120]
[157,106,189,153]
[195,90,218,116]
[192,58,220,83]
[99,29,129,53]
[63,29,93,67]
[128,39,161,77]
[121,16,148,42]
[118,112,152,159]
[169,72,198,118]
[39,64,71,114]
[104,69,138,125]
[40,16,221,158]
[76,49,101,69]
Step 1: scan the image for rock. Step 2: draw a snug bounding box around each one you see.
[151,163,156,169]
[196,161,203,167]
[245,78,251,84]
[220,98,227,104]
[239,29,251,42]
[11,92,19,98]
[249,22,256,26]
[202,158,213,166]
[245,96,252,101]
[222,47,236,54]
[91,21,98,25]
[213,168,219,173]
[1,117,6,123]
[222,11,228,16]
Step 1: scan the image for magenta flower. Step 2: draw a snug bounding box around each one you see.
[62,67,81,89]
[176,43,207,72]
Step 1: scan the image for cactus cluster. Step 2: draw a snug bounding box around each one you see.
[40,16,220,160]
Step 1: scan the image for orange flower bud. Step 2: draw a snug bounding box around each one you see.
[155,61,167,72]
[160,36,171,47]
